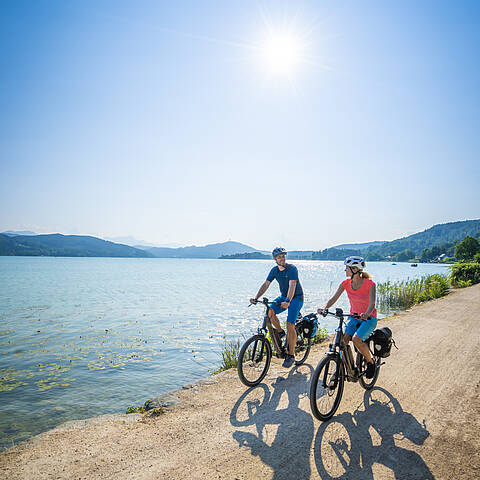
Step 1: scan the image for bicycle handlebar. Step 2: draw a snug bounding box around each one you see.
[320,308,361,319]
[249,301,363,320]
[249,297,280,307]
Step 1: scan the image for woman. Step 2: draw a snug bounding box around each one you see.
[318,256,377,378]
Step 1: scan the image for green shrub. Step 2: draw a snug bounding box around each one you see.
[450,262,480,287]
[312,326,329,345]
[126,405,145,414]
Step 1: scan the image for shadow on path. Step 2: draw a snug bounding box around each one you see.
[313,386,434,479]
[230,364,314,480]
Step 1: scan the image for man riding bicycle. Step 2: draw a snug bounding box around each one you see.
[250,247,304,368]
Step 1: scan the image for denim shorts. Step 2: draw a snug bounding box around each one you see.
[345,316,377,341]
[270,296,304,324]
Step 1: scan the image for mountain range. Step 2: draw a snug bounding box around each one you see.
[1,219,479,259]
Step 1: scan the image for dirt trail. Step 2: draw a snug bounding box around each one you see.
[1,284,480,479]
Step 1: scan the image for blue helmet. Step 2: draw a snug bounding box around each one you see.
[272,247,287,258]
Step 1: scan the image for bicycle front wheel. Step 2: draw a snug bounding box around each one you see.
[310,354,345,421]
[237,335,272,387]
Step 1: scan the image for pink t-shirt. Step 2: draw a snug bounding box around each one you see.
[341,278,377,318]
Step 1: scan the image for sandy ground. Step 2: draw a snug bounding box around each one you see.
[1,284,480,480]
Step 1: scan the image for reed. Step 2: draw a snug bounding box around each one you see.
[377,274,450,313]
[212,338,242,375]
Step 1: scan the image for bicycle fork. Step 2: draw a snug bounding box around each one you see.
[322,353,341,389]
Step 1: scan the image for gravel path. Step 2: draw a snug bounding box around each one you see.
[1,284,479,479]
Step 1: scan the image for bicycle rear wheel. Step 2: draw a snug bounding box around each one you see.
[310,354,344,421]
[294,327,312,366]
[357,342,380,390]
[237,335,272,387]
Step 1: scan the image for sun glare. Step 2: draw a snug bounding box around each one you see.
[261,30,305,75]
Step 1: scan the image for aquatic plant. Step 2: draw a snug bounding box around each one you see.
[377,274,450,313]
[212,338,241,375]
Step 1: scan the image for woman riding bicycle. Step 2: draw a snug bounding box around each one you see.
[318,256,377,378]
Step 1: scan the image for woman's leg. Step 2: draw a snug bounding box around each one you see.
[352,334,373,364]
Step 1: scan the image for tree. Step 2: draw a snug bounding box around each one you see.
[455,236,480,261]
[394,249,415,262]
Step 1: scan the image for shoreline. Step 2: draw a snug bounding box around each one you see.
[2,284,479,479]
[0,279,450,453]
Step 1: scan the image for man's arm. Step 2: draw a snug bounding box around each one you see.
[286,280,297,302]
[281,280,297,308]
[250,281,271,303]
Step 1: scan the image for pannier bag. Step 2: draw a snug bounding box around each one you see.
[299,313,318,339]
[371,327,394,358]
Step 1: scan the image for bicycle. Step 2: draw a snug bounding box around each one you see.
[309,308,384,421]
[237,297,315,387]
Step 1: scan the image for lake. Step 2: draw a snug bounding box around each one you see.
[0,257,449,449]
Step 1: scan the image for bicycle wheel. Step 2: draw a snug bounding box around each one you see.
[237,335,272,387]
[357,340,380,390]
[294,327,312,366]
[310,354,345,421]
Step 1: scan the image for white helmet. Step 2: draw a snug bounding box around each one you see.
[344,256,366,270]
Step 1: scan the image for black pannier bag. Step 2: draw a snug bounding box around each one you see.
[371,327,394,358]
[299,313,318,339]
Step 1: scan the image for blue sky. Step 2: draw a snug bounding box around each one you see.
[1,0,479,250]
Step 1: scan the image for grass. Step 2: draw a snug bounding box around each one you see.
[211,338,242,375]
[377,274,450,314]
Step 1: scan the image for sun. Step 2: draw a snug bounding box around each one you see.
[261,30,305,75]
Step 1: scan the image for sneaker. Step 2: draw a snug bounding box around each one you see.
[282,354,295,368]
[365,361,376,379]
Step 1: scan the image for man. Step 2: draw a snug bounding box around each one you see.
[250,247,304,368]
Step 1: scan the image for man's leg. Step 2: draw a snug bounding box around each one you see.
[286,297,303,356]
[268,308,284,334]
[287,321,297,356]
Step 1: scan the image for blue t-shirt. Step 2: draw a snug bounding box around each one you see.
[266,264,304,299]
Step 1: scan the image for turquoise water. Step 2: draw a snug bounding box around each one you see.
[0,257,449,449]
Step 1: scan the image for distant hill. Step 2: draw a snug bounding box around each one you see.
[0,234,154,258]
[220,252,270,260]
[333,241,385,251]
[365,220,480,258]
[2,230,37,236]
[104,236,159,247]
[145,241,264,258]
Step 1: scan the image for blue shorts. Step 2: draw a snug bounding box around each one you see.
[270,296,303,324]
[345,316,377,341]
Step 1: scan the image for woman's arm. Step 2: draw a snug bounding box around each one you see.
[318,284,345,313]
[361,283,376,320]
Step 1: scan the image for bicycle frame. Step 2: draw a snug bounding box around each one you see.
[325,308,361,385]
[257,299,285,357]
